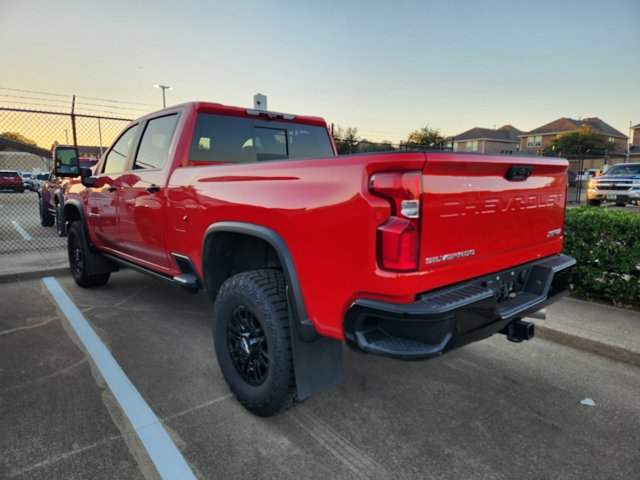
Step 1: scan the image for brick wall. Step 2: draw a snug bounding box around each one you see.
[519,134,556,155]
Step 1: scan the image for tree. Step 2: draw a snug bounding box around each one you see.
[405,126,446,149]
[543,125,613,157]
[0,131,38,147]
[332,126,360,154]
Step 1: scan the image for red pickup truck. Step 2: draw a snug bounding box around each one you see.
[56,102,575,416]
[39,156,98,236]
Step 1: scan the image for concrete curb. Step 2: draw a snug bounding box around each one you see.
[536,324,640,368]
[0,267,70,284]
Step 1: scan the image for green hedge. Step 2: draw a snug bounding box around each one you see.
[563,206,640,306]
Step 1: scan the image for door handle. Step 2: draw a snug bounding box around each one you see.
[107,185,118,192]
[146,185,160,193]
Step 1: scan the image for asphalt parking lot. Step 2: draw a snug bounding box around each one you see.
[2,270,639,479]
[0,191,65,255]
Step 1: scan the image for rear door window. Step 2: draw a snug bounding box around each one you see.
[133,114,179,170]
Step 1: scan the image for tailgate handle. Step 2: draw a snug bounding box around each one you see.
[505,165,533,181]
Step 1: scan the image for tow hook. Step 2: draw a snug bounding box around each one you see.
[501,318,535,343]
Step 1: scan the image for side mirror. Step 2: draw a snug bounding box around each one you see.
[80,167,96,187]
[54,146,80,177]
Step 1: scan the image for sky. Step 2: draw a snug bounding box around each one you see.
[1,0,639,143]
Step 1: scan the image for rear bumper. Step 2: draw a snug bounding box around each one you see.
[344,254,576,360]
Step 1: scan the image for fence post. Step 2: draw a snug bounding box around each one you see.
[98,117,103,155]
[71,94,78,148]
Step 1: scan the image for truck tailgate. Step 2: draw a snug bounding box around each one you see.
[420,153,567,280]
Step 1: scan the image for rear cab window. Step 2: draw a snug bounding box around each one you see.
[188,113,334,164]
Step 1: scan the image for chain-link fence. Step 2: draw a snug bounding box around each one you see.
[1,101,632,266]
[0,107,131,257]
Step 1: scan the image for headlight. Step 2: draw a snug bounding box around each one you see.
[588,180,596,189]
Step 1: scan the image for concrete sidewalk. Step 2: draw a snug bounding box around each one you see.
[539,296,640,367]
[0,250,68,282]
[1,255,638,367]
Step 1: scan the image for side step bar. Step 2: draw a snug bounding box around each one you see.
[101,253,202,293]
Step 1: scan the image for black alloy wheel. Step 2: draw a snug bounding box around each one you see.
[227,305,270,386]
[213,269,296,417]
[67,221,110,287]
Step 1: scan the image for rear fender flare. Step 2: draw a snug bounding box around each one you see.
[202,221,345,401]
[202,222,314,338]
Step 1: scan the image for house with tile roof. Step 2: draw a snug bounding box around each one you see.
[518,117,628,155]
[453,125,523,154]
[630,123,640,156]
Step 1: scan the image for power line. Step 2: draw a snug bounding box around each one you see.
[0,99,70,111]
[0,95,149,118]
[0,86,71,98]
[75,100,150,113]
[0,99,133,119]
[0,93,71,106]
[0,86,158,109]
[74,105,137,117]
[76,95,158,108]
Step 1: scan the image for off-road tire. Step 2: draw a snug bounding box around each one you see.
[39,197,54,226]
[615,202,627,207]
[56,202,67,237]
[213,269,296,417]
[67,221,110,287]
[587,199,601,207]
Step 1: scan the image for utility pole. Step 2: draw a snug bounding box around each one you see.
[154,84,172,108]
[627,120,632,163]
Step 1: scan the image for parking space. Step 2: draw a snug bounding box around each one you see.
[2,271,640,479]
[0,191,65,255]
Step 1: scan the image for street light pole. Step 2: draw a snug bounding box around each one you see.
[154,84,173,108]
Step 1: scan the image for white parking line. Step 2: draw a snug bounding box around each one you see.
[43,277,197,480]
[11,220,32,240]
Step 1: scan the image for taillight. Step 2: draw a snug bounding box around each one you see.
[369,170,422,271]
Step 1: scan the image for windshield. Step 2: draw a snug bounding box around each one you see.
[606,164,640,176]
[189,113,334,163]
